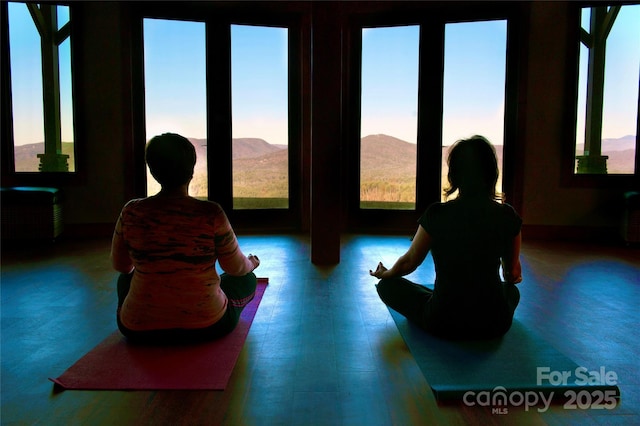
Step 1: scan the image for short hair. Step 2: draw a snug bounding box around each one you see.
[444,135,501,201]
[145,133,196,189]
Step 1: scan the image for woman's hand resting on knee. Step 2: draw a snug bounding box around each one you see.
[369,262,388,279]
[248,254,260,271]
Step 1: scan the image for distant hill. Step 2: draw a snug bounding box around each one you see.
[12,142,75,172]
[13,135,636,198]
[596,149,636,174]
[360,134,417,178]
[188,137,284,162]
[232,138,284,159]
[576,135,636,173]
[577,135,636,152]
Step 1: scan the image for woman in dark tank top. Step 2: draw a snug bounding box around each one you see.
[370,135,522,340]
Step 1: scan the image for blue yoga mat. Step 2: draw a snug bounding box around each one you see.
[388,308,621,405]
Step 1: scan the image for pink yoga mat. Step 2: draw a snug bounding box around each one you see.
[50,278,268,390]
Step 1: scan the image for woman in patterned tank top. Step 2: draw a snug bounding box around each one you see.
[110,133,260,344]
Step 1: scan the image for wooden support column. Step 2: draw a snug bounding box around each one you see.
[28,3,69,172]
[577,6,620,174]
[310,2,342,265]
[207,23,233,210]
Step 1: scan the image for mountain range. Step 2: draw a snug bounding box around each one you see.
[13,134,636,176]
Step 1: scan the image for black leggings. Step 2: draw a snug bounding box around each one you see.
[116,272,257,344]
[376,277,520,339]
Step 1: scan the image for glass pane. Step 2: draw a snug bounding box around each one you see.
[442,20,507,200]
[57,4,69,30]
[9,3,74,172]
[360,26,419,210]
[575,5,639,175]
[231,25,289,209]
[575,8,589,171]
[143,18,207,197]
[58,11,75,172]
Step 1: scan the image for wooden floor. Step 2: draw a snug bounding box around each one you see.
[1,234,638,425]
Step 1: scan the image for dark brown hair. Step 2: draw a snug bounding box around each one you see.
[145,133,196,189]
[444,135,501,201]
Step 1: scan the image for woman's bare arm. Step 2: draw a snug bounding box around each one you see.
[370,226,432,279]
[502,231,523,284]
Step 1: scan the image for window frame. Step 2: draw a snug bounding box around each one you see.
[344,4,525,232]
[129,3,309,231]
[561,0,640,188]
[1,1,84,186]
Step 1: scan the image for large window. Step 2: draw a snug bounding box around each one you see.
[143,21,291,210]
[360,26,419,210]
[442,20,507,199]
[143,18,207,197]
[135,6,301,229]
[231,24,289,210]
[6,2,75,173]
[574,4,639,175]
[351,15,514,229]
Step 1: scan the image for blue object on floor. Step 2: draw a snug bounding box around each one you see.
[388,308,621,405]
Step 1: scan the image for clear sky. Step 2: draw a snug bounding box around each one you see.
[361,25,419,144]
[577,5,640,144]
[143,19,207,140]
[443,20,507,146]
[8,3,640,147]
[140,20,290,144]
[8,3,73,145]
[360,20,507,146]
[231,25,289,145]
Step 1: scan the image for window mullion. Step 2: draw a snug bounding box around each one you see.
[416,19,445,212]
[206,22,233,209]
